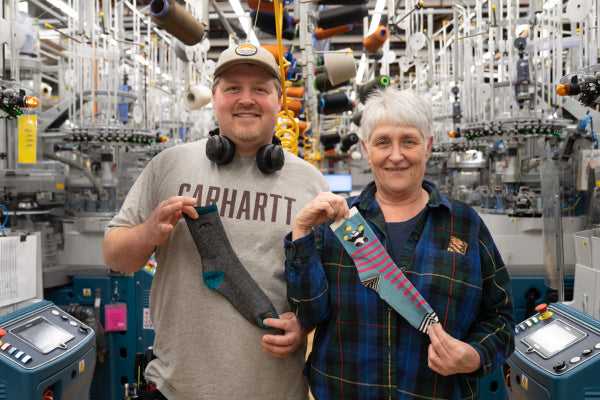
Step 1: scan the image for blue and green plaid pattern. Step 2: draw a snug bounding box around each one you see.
[285,180,515,400]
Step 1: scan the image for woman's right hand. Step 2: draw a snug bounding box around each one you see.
[292,192,349,240]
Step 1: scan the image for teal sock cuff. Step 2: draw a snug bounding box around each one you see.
[260,314,280,330]
[195,203,218,215]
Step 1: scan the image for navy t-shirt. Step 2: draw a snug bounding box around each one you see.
[386,209,424,260]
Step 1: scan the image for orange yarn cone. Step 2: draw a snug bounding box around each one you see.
[286,86,305,99]
[315,24,353,40]
[363,25,389,53]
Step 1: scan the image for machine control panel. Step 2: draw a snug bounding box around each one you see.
[0,302,94,370]
[514,303,600,375]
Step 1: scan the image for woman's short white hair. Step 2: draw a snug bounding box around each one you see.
[359,87,433,143]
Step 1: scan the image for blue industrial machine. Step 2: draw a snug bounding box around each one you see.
[506,302,600,399]
[476,275,575,400]
[0,300,96,400]
[44,268,155,400]
[505,227,600,399]
[478,368,508,400]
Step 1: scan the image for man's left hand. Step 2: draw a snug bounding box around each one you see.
[427,323,481,376]
[261,312,311,357]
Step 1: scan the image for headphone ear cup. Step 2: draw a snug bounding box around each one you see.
[206,135,236,165]
[256,144,285,174]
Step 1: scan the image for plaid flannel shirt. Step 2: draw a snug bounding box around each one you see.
[284,180,515,400]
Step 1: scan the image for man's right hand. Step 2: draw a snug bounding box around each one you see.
[103,196,198,272]
[143,196,199,247]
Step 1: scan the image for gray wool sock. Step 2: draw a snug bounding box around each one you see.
[184,204,279,329]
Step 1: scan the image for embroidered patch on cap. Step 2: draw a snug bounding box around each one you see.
[235,43,258,56]
[447,236,468,255]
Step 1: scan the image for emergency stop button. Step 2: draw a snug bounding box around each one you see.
[535,303,553,320]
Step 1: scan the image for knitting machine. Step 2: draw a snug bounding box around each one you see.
[505,302,600,400]
[0,301,96,400]
[504,227,600,400]
[0,232,96,400]
[45,268,156,400]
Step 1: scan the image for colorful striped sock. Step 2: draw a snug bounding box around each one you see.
[331,207,439,333]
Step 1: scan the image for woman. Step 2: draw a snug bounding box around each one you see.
[285,87,514,399]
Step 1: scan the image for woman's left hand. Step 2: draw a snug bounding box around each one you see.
[427,323,482,375]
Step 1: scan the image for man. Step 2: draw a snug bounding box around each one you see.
[103,43,329,400]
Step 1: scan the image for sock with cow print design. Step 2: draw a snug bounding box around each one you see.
[331,207,439,333]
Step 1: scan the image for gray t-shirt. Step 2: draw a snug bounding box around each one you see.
[107,139,329,400]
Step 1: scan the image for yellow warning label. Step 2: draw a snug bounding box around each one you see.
[18,115,37,163]
[521,375,528,390]
[83,288,92,297]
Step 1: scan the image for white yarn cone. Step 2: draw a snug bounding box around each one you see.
[324,49,356,86]
[183,84,212,110]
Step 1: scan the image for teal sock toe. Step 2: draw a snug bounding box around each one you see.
[260,314,280,330]
[203,271,225,290]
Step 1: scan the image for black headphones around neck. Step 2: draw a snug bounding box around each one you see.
[205,128,285,174]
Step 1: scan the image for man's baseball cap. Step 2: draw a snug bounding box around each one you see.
[214,43,281,83]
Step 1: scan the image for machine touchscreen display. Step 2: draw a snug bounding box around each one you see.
[324,174,353,193]
[11,317,74,354]
[521,319,586,358]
